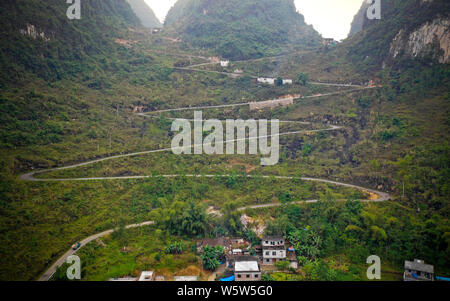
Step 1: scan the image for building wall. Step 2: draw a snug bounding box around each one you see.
[257,78,275,85]
[262,238,285,247]
[249,98,293,111]
[263,249,285,259]
[235,272,261,281]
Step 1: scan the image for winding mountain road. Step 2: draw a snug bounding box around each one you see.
[37,221,155,281]
[20,57,388,281]
[36,173,390,281]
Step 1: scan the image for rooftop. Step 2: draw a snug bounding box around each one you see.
[405,259,434,274]
[262,236,284,241]
[138,271,154,281]
[197,237,231,248]
[235,261,259,272]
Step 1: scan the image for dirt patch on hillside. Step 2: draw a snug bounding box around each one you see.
[114,38,138,48]
[241,214,266,237]
[362,190,379,201]
[175,265,202,277]
[228,159,258,173]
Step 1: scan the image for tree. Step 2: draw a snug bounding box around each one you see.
[261,273,275,281]
[200,245,224,271]
[297,72,309,85]
[180,201,208,236]
[165,241,185,254]
[275,260,290,273]
[288,229,321,260]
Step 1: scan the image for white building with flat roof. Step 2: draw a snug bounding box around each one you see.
[262,236,286,264]
[220,60,230,67]
[234,258,261,281]
[138,271,154,281]
[257,77,276,85]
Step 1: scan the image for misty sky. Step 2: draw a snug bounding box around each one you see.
[144,0,364,40]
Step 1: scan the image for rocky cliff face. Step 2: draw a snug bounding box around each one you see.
[390,18,449,63]
[348,1,370,37]
[346,0,449,68]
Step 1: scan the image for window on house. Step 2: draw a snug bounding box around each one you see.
[237,274,241,278]
[265,251,270,255]
[272,251,276,256]
[246,274,250,278]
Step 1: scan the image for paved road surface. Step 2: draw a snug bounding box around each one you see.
[18,64,388,280]
[37,171,391,281]
[38,221,154,281]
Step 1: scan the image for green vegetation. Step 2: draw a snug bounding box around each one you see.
[53,226,204,281]
[165,241,186,254]
[297,72,309,86]
[0,0,448,282]
[200,245,224,271]
[165,0,321,60]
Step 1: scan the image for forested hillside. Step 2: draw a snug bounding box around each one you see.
[0,0,139,84]
[165,0,322,60]
[0,0,448,282]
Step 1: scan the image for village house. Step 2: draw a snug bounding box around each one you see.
[220,60,230,67]
[322,38,337,47]
[287,246,298,269]
[403,259,434,281]
[138,271,155,281]
[257,77,293,85]
[209,56,220,63]
[249,95,297,111]
[262,236,286,264]
[234,256,261,281]
[257,77,276,85]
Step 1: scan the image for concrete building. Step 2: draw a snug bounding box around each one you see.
[232,249,243,255]
[282,79,293,85]
[138,271,154,281]
[249,96,294,111]
[234,257,261,281]
[220,60,230,67]
[257,77,276,85]
[262,236,286,264]
[404,259,434,281]
[287,247,298,269]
